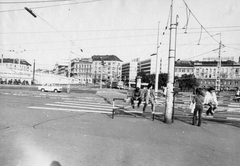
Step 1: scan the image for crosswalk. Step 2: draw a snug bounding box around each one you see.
[28,97,117,115]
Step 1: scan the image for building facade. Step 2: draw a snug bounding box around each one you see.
[0,58,32,84]
[53,63,68,76]
[0,58,32,72]
[175,60,194,77]
[92,55,122,83]
[121,57,162,82]
[71,58,93,84]
[122,61,138,82]
[175,59,240,89]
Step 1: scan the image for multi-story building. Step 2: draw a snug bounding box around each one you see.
[175,60,194,77]
[53,63,68,76]
[0,58,31,72]
[193,60,240,89]
[175,58,240,89]
[0,58,32,84]
[92,55,122,83]
[71,58,92,84]
[122,56,162,82]
[122,61,138,82]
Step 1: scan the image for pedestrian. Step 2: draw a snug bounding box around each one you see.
[203,87,218,116]
[192,88,205,126]
[130,87,142,109]
[142,83,156,113]
[235,87,240,97]
[235,87,240,102]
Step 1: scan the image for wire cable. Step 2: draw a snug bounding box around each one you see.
[0,0,81,4]
[0,0,101,13]
[182,0,223,46]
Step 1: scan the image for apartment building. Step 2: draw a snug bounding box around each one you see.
[175,58,240,89]
[175,60,194,77]
[92,55,122,83]
[71,58,93,84]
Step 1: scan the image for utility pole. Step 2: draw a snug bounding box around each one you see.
[100,57,104,89]
[155,21,160,96]
[1,54,3,65]
[165,0,178,124]
[216,39,222,92]
[67,43,73,93]
[32,59,35,85]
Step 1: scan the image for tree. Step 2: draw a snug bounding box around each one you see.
[177,74,199,91]
[158,73,168,88]
[136,71,149,83]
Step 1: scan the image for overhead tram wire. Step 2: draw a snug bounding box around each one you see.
[0,0,83,4]
[1,25,240,34]
[0,0,101,13]
[30,10,87,57]
[182,0,224,46]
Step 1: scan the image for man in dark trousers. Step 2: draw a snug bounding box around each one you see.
[131,87,142,109]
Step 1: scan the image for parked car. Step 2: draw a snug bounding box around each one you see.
[38,83,63,93]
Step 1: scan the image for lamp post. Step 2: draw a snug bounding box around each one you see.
[155,21,161,96]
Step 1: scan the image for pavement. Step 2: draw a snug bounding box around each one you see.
[1,88,240,166]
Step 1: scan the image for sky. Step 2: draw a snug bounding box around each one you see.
[0,0,240,72]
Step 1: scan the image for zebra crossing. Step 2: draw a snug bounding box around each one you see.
[28,97,117,115]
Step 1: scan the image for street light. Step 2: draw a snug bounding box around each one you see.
[24,7,37,18]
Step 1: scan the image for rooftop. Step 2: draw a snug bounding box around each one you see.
[92,55,122,62]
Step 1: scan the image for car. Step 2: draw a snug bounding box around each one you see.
[38,83,63,93]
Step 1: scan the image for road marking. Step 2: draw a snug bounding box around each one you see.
[40,94,70,97]
[64,100,109,105]
[28,106,111,114]
[45,103,114,111]
[53,101,114,108]
[226,117,240,121]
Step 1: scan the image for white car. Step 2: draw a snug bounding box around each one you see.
[38,83,63,93]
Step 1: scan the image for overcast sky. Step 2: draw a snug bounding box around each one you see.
[0,0,240,72]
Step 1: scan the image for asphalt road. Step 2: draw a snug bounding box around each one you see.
[1,91,240,166]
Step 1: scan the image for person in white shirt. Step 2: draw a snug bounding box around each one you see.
[203,87,218,116]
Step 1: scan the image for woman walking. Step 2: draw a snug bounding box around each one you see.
[192,88,205,127]
[142,83,156,113]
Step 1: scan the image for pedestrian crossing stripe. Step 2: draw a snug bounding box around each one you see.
[60,98,106,103]
[28,106,112,114]
[40,94,70,97]
[60,100,111,106]
[45,103,116,111]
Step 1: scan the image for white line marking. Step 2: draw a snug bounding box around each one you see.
[53,102,113,108]
[45,103,114,111]
[124,110,143,113]
[61,100,110,106]
[40,94,69,97]
[28,106,112,114]
[226,117,240,121]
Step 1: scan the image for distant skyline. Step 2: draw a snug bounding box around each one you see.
[1,0,240,72]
